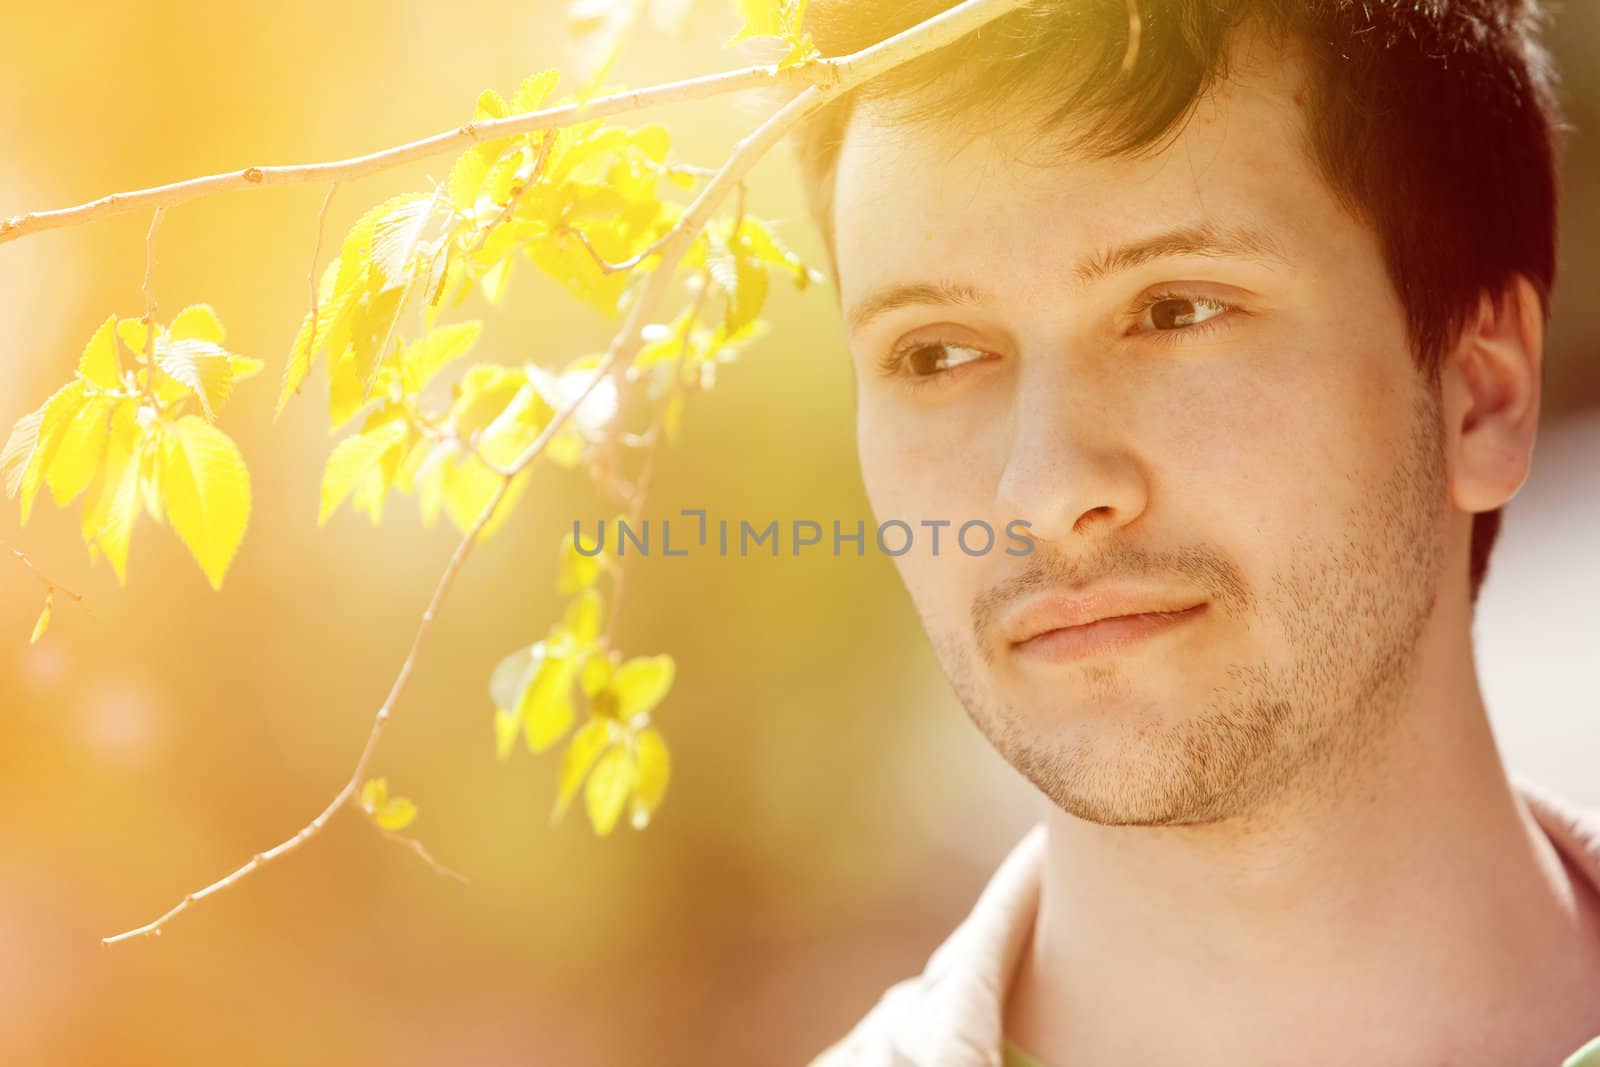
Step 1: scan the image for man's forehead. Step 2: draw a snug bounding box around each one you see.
[829,45,1321,316]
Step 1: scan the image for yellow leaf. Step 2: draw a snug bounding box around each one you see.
[277,260,343,416]
[561,586,605,646]
[229,355,265,383]
[662,391,684,444]
[369,194,436,288]
[2,408,44,500]
[18,381,88,524]
[519,655,577,754]
[116,317,156,365]
[490,643,538,709]
[629,124,670,164]
[338,286,406,423]
[170,304,226,344]
[558,529,604,595]
[44,395,111,508]
[139,446,164,523]
[30,589,53,645]
[584,745,636,836]
[401,321,483,394]
[553,718,610,824]
[447,144,495,216]
[361,777,389,811]
[581,650,616,701]
[160,415,251,590]
[474,88,508,122]
[375,796,417,832]
[613,654,674,720]
[81,406,144,584]
[511,69,560,114]
[156,338,235,420]
[478,255,514,306]
[630,726,670,829]
[76,314,122,389]
[493,706,520,760]
[76,401,134,564]
[452,463,531,539]
[726,0,787,44]
[318,418,409,525]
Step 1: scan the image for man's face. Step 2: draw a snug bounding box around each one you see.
[831,35,1453,826]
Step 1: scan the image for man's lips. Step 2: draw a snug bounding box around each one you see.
[1003,590,1209,663]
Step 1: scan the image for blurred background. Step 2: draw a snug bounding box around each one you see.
[0,2,1595,1064]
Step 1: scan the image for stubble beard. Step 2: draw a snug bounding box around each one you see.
[926,387,1450,828]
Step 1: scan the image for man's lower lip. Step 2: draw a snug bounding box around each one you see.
[1010,604,1207,663]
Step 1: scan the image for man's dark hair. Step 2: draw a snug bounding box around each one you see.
[791,0,1565,605]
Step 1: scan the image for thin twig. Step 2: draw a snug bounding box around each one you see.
[1,64,822,247]
[99,0,1035,944]
[465,131,557,257]
[378,828,469,885]
[101,445,513,944]
[140,208,165,406]
[3,539,87,606]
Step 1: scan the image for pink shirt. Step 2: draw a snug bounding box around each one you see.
[809,773,1600,1066]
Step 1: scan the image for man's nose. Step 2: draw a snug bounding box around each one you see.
[994,381,1149,547]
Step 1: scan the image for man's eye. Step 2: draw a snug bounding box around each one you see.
[1139,293,1233,331]
[878,340,989,386]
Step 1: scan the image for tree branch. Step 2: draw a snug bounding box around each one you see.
[1,63,816,247]
[97,0,1034,944]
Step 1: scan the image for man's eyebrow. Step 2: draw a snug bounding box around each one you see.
[845,223,1289,337]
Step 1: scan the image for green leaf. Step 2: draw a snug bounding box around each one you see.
[160,415,252,590]
[319,418,410,525]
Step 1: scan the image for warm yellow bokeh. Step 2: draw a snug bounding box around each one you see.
[2,3,1597,1065]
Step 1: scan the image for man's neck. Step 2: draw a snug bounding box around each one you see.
[1003,622,1600,1066]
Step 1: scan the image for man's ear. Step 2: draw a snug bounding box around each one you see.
[1442,276,1544,514]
